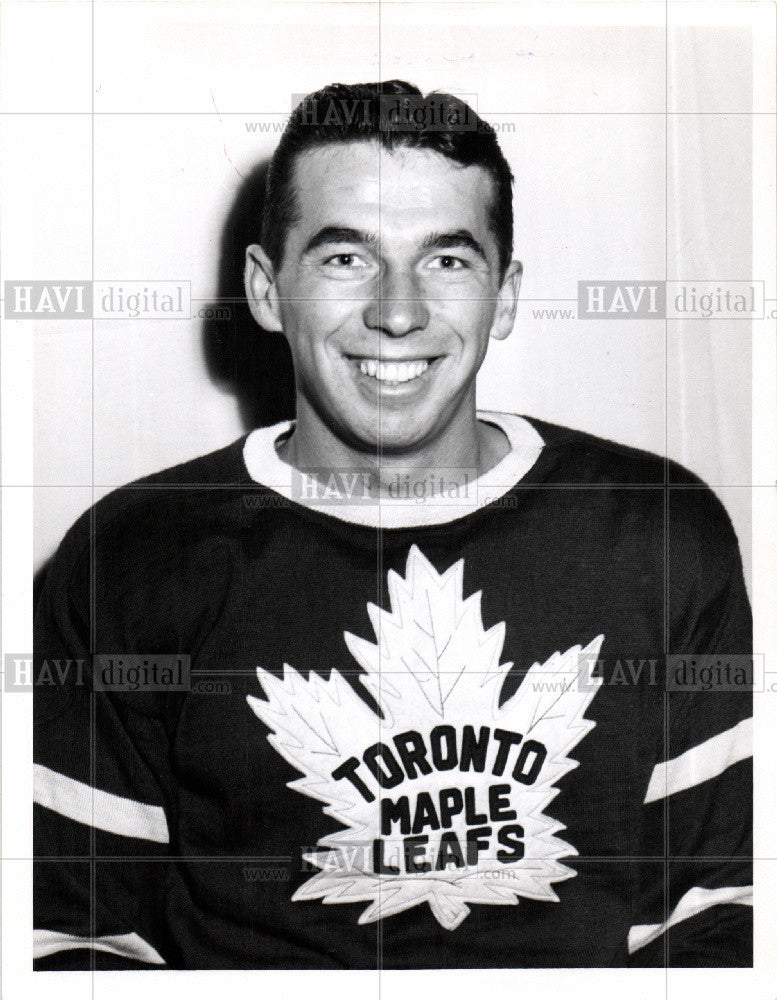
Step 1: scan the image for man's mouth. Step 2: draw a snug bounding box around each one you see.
[349,357,440,385]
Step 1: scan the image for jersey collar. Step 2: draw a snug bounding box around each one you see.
[242,410,545,528]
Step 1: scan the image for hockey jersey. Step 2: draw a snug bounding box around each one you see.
[33,411,753,969]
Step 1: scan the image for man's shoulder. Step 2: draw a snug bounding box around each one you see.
[522,414,701,487]
[100,434,251,516]
[127,436,252,488]
[520,413,743,569]
[48,436,253,576]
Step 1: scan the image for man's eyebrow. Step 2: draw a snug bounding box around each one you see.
[420,230,489,263]
[302,227,379,255]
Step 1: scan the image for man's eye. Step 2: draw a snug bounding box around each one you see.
[323,253,367,268]
[428,255,468,271]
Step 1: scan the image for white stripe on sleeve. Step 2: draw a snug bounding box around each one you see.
[644,717,752,804]
[34,929,165,965]
[33,763,169,843]
[628,884,753,954]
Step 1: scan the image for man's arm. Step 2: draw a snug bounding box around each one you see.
[628,485,753,967]
[33,517,176,970]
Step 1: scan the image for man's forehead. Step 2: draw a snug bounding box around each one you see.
[289,142,495,231]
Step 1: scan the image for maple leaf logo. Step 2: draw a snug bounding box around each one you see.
[247,545,604,930]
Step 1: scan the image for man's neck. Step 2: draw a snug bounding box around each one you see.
[276,403,511,496]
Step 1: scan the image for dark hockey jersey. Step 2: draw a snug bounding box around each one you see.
[33,411,753,969]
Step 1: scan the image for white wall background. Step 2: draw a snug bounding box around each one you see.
[1,4,761,587]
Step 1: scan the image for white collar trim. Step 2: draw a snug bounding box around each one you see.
[242,410,545,528]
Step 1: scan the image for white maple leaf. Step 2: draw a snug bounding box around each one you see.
[247,544,604,930]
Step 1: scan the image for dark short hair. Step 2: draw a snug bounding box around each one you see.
[261,80,514,278]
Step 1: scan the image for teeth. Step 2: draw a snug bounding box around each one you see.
[358,359,430,383]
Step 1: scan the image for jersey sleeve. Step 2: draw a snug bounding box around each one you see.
[627,484,753,967]
[33,514,177,970]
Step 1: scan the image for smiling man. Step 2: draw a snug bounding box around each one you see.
[245,138,520,473]
[34,81,752,970]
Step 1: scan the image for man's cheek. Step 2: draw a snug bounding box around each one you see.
[437,300,496,345]
[280,302,337,345]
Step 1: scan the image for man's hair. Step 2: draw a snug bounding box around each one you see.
[261,80,514,278]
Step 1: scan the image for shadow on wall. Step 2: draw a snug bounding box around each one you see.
[201,158,296,431]
[34,164,297,602]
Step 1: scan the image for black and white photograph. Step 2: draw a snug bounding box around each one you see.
[1,1,775,997]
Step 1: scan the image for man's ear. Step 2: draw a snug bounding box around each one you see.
[244,244,284,332]
[490,259,522,341]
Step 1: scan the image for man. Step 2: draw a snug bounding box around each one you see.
[34,80,752,969]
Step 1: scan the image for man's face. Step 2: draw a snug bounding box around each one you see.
[251,142,519,453]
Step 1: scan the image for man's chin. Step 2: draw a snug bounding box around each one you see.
[340,411,440,456]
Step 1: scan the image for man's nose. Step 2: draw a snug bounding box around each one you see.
[362,267,430,337]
